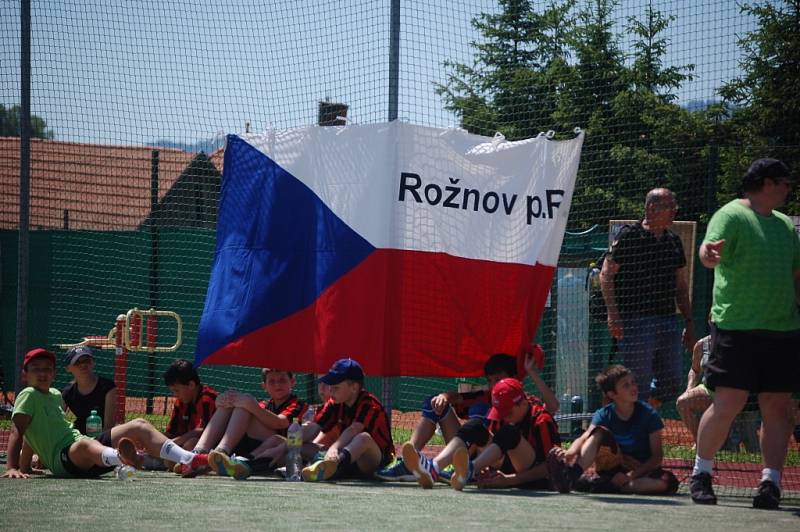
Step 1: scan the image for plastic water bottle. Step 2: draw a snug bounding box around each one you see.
[302,405,316,424]
[86,410,102,438]
[115,465,137,481]
[286,421,303,481]
[570,395,584,436]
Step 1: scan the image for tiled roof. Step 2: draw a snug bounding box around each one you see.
[208,146,224,174]
[0,137,196,230]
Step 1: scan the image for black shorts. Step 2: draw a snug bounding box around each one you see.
[337,452,392,480]
[498,456,551,490]
[706,324,800,393]
[232,434,263,458]
[60,431,115,479]
[95,429,113,447]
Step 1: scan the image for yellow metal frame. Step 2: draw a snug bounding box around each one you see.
[56,308,182,352]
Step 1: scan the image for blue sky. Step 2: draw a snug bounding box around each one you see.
[0,0,756,147]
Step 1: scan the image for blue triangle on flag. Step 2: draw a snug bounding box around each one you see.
[195,134,375,364]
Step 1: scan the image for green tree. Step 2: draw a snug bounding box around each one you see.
[558,0,629,226]
[434,0,576,139]
[436,0,708,229]
[607,5,705,221]
[0,104,54,139]
[718,0,800,213]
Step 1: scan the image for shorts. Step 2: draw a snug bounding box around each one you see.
[232,434,263,458]
[337,452,392,480]
[59,432,115,479]
[498,455,551,490]
[421,397,490,427]
[706,324,800,393]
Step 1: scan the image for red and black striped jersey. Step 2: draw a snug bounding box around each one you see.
[453,389,491,419]
[258,394,308,436]
[165,385,218,437]
[316,390,394,458]
[488,395,560,463]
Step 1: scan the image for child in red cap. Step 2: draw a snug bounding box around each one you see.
[2,348,203,479]
[403,351,560,491]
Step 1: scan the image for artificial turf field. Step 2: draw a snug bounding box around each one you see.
[3,470,798,531]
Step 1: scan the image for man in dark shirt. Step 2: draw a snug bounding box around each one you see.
[600,188,695,403]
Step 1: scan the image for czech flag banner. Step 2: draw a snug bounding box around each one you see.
[195,122,583,377]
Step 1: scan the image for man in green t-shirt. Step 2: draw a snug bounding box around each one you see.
[2,348,204,479]
[690,158,800,510]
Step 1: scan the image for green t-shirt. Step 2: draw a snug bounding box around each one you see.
[12,386,82,476]
[703,199,800,331]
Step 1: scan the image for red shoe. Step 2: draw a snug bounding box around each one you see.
[181,453,210,478]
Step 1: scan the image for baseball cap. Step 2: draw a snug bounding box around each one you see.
[318,358,364,385]
[64,346,94,366]
[23,348,56,369]
[487,377,526,421]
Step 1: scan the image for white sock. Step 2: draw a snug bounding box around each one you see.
[692,455,713,476]
[160,439,195,464]
[761,468,781,487]
[101,447,122,467]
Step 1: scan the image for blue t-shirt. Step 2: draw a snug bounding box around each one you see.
[590,400,664,462]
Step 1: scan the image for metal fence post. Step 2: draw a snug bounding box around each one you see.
[15,0,32,393]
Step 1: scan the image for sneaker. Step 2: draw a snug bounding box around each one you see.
[752,479,780,510]
[302,459,338,482]
[116,437,143,469]
[375,458,415,482]
[209,450,251,481]
[181,453,210,478]
[546,448,580,493]
[689,472,717,505]
[437,464,455,484]
[450,447,474,491]
[401,442,439,489]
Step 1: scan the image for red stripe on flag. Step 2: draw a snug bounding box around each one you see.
[202,249,554,377]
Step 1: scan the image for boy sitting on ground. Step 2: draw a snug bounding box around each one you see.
[2,348,202,479]
[300,358,394,482]
[547,364,679,495]
[185,368,307,477]
[378,348,555,481]
[403,352,559,491]
[211,373,336,480]
[61,346,117,435]
[163,359,218,452]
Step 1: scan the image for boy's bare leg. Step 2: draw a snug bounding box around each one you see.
[410,417,436,450]
[439,413,461,443]
[344,433,383,474]
[472,443,503,471]
[676,388,712,443]
[216,407,254,452]
[620,475,669,494]
[65,437,117,469]
[576,430,604,470]
[502,438,535,473]
[173,434,199,451]
[249,434,284,459]
[194,407,234,451]
[111,419,172,457]
[433,436,467,470]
